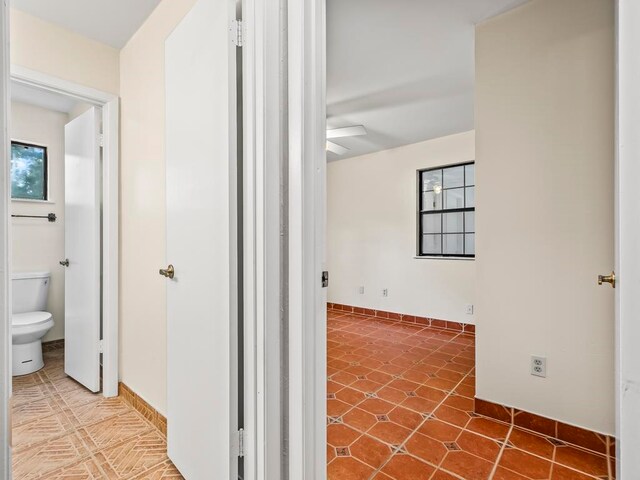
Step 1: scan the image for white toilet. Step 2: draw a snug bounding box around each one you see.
[12,272,55,376]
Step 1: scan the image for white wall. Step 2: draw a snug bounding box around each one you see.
[475,0,615,434]
[119,0,198,416]
[10,9,119,95]
[328,131,476,324]
[11,101,67,341]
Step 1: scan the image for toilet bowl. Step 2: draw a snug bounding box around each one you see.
[12,272,55,376]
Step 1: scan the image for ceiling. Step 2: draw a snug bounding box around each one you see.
[327,0,529,160]
[11,81,87,114]
[11,0,162,48]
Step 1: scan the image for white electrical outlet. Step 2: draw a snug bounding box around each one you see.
[531,356,547,378]
[466,304,474,315]
[358,286,365,295]
[382,288,388,297]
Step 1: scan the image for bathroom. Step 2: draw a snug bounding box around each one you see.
[10,81,104,391]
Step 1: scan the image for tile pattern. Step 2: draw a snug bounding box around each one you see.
[327,308,615,480]
[119,383,167,436]
[329,302,476,334]
[475,398,615,457]
[12,347,183,479]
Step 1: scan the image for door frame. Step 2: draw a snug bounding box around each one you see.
[9,65,120,399]
[286,0,327,477]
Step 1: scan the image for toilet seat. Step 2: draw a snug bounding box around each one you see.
[13,311,53,327]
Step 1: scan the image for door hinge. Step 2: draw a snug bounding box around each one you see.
[98,133,104,147]
[231,19,243,47]
[237,428,245,457]
[98,339,104,354]
[322,271,329,288]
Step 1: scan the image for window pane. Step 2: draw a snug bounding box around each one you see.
[443,212,464,233]
[443,166,464,189]
[422,234,442,255]
[443,234,464,255]
[422,191,442,211]
[444,188,464,209]
[465,211,475,233]
[422,169,442,192]
[465,164,475,186]
[465,186,475,208]
[465,234,475,255]
[11,143,46,200]
[422,214,441,234]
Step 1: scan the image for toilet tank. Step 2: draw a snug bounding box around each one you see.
[12,272,51,314]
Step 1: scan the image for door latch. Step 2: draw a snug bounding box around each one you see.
[59,259,70,267]
[322,271,329,288]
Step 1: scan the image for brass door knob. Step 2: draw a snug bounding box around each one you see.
[159,265,175,279]
[598,271,615,288]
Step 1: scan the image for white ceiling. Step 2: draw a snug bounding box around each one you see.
[11,81,87,114]
[327,0,529,160]
[11,0,162,48]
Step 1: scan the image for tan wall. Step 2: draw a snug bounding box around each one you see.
[11,102,67,341]
[119,0,198,415]
[10,9,119,95]
[328,131,476,324]
[475,0,615,434]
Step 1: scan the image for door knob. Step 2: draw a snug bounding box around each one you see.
[59,259,70,267]
[159,265,175,279]
[598,271,615,288]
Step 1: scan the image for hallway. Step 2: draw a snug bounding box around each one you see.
[327,307,613,480]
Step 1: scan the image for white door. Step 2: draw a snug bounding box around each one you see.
[616,1,640,477]
[63,107,101,393]
[164,0,238,477]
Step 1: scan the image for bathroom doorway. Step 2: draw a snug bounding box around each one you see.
[8,68,120,462]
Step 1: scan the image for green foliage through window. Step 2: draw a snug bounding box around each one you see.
[11,142,47,201]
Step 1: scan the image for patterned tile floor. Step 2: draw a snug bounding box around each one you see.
[327,308,614,480]
[12,347,183,479]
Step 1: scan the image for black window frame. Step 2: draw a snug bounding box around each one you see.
[416,161,475,258]
[10,141,49,201]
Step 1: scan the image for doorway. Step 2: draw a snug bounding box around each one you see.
[8,69,119,478]
[287,0,623,479]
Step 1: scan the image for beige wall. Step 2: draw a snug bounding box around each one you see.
[475,0,615,434]
[10,9,119,95]
[11,102,67,341]
[328,131,476,324]
[119,0,198,415]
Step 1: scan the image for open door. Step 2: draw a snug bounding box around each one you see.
[164,0,238,477]
[616,1,640,477]
[63,107,101,393]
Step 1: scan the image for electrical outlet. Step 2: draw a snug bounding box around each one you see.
[358,286,365,295]
[466,304,474,315]
[382,288,388,297]
[531,356,547,378]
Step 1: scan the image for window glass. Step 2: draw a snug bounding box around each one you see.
[422,169,442,192]
[11,143,47,201]
[422,213,441,234]
[417,162,475,257]
[443,165,464,189]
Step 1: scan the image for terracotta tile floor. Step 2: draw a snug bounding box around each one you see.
[12,347,183,479]
[327,309,614,480]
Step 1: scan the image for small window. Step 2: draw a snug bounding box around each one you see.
[417,162,475,257]
[11,142,48,201]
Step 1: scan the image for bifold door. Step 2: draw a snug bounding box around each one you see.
[164,0,239,477]
[63,107,101,393]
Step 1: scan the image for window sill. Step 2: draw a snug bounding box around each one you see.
[11,198,55,205]
[414,256,475,261]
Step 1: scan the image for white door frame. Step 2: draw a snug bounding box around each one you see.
[286,0,327,477]
[615,1,640,478]
[9,65,120,399]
